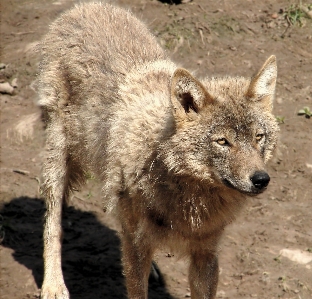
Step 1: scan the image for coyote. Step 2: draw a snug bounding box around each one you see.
[39,2,279,299]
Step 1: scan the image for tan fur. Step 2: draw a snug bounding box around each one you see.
[39,3,279,299]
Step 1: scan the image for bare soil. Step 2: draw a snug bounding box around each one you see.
[1,0,312,298]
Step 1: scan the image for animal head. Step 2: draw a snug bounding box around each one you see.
[162,56,279,195]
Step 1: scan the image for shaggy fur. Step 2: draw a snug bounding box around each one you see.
[39,3,279,299]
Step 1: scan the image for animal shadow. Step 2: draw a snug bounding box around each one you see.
[0,196,175,299]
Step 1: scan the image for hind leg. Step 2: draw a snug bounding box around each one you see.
[41,114,70,299]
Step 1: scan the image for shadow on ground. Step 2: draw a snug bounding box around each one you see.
[0,197,175,299]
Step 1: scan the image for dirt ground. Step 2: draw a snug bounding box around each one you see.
[1,0,312,298]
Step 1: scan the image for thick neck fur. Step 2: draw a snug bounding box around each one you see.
[138,155,246,237]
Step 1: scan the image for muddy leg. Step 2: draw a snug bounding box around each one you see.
[121,231,154,299]
[41,116,70,299]
[189,252,219,299]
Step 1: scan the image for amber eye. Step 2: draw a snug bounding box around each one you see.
[256,134,264,142]
[217,138,230,146]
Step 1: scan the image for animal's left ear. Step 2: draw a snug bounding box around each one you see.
[246,55,277,112]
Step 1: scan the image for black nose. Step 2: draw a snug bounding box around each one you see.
[250,171,270,190]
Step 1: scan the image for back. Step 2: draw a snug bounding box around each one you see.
[42,3,165,75]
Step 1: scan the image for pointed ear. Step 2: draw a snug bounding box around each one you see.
[246,55,277,111]
[170,68,213,118]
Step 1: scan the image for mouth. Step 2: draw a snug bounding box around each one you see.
[222,178,266,196]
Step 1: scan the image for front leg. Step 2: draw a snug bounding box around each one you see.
[189,251,219,299]
[121,230,153,299]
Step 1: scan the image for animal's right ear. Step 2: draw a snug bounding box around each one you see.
[170,68,213,120]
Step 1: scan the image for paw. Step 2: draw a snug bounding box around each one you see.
[41,282,70,299]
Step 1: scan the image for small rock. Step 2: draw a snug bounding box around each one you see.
[293,289,300,294]
[0,82,14,95]
[271,13,278,19]
[306,163,312,169]
[276,97,283,104]
[11,78,18,88]
[0,63,6,70]
[185,292,191,297]
[217,290,226,298]
[280,248,312,264]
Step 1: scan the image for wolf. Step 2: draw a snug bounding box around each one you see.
[39,2,279,299]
